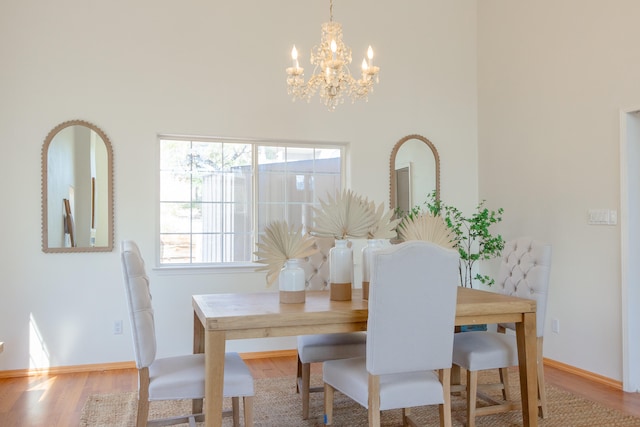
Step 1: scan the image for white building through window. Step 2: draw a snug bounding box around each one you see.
[159,136,344,265]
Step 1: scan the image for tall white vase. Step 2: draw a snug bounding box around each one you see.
[362,239,385,300]
[279,259,305,304]
[329,239,353,301]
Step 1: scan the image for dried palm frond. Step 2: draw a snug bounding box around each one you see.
[397,212,456,249]
[311,189,377,240]
[254,221,318,287]
[368,201,401,239]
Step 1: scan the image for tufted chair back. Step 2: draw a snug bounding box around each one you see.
[300,236,334,290]
[121,240,157,369]
[496,237,552,337]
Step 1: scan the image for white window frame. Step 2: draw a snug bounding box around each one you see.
[155,134,347,271]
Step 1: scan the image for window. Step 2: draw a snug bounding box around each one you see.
[159,135,344,265]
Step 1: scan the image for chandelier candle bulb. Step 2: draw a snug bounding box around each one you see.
[291,45,299,69]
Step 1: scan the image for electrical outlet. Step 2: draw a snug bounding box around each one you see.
[113,320,123,335]
[551,318,560,334]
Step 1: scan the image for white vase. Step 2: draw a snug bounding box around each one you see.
[362,239,385,300]
[329,239,353,301]
[279,259,305,304]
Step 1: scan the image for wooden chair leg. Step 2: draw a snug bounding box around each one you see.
[192,398,203,416]
[451,364,462,396]
[537,337,548,418]
[466,369,478,427]
[243,396,254,426]
[496,324,513,401]
[499,367,513,400]
[136,397,149,427]
[296,355,302,393]
[136,368,150,427]
[368,374,381,427]
[439,368,452,427]
[324,383,334,425]
[402,408,411,427]
[301,361,311,419]
[232,397,240,427]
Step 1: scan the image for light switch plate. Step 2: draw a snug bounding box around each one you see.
[588,209,617,225]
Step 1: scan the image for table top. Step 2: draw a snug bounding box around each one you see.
[193,287,536,335]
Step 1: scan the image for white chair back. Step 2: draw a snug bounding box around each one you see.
[121,240,157,369]
[496,237,552,336]
[366,241,459,376]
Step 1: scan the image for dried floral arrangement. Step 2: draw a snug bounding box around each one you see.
[367,200,402,239]
[311,189,398,240]
[254,221,318,287]
[397,212,456,250]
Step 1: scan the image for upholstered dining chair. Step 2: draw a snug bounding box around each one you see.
[451,236,552,427]
[323,241,460,427]
[296,236,367,420]
[120,240,254,427]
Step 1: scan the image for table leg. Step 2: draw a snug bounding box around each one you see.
[205,329,226,427]
[516,312,538,427]
[193,313,205,414]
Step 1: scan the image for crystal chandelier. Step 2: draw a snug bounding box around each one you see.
[286,0,380,111]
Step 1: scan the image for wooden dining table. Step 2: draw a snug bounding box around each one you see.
[193,287,538,427]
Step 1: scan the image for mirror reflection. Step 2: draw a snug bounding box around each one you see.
[389,134,440,215]
[42,120,113,252]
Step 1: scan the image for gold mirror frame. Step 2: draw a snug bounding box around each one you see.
[41,120,114,253]
[389,134,440,212]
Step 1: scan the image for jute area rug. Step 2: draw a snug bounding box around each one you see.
[80,372,640,427]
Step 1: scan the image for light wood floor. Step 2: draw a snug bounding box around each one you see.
[1,356,639,426]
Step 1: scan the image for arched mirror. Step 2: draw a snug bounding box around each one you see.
[42,120,114,253]
[389,134,440,215]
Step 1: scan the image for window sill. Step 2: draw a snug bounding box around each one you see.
[152,263,262,276]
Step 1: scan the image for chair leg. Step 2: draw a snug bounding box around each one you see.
[301,361,311,419]
[324,383,334,425]
[439,368,452,427]
[368,374,381,427]
[136,368,150,427]
[192,398,203,416]
[466,369,478,427]
[451,364,462,396]
[243,396,254,426]
[402,408,411,427]
[537,337,548,418]
[499,367,513,401]
[296,355,302,393]
[136,397,149,427]
[496,324,513,401]
[232,397,240,427]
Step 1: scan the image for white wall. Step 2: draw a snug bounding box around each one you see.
[477,1,640,381]
[0,1,478,370]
